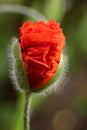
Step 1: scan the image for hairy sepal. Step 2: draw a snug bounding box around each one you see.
[7,37,29,92]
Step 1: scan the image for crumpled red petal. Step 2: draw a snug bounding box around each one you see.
[20,20,65,91]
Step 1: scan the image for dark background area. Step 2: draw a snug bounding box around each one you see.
[0,0,87,130]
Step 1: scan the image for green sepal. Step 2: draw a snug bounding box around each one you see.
[9,38,30,92]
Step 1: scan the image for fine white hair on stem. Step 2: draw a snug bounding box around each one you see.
[34,54,68,96]
[7,37,23,92]
[0,4,47,21]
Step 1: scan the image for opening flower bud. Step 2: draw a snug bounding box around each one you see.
[19,20,66,93]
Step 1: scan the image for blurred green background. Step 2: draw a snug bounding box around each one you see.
[0,0,87,130]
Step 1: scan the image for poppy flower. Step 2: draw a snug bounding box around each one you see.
[19,20,65,91]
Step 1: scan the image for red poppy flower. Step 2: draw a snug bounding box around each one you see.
[20,20,65,91]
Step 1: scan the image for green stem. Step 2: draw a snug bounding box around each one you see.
[14,93,24,130]
[24,92,31,130]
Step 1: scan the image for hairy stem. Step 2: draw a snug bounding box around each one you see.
[24,92,31,130]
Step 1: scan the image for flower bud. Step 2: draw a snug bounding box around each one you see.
[8,20,67,95]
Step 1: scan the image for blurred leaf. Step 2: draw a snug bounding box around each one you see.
[0,0,23,4]
[44,0,65,21]
[76,11,87,55]
[0,103,15,130]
